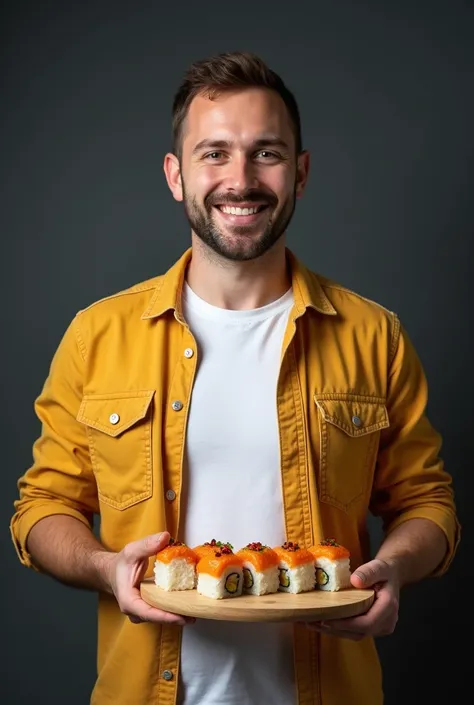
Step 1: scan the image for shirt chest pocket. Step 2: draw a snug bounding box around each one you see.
[77,390,155,510]
[314,394,389,512]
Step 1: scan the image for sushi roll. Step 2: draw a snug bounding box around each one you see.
[273,541,315,594]
[192,540,233,589]
[308,538,351,591]
[196,544,243,599]
[154,538,198,591]
[235,542,279,596]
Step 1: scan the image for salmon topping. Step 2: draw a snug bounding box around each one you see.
[273,543,315,567]
[308,538,350,561]
[237,543,279,571]
[156,543,198,564]
[197,553,243,578]
[193,539,233,559]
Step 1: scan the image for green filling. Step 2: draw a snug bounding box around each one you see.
[243,567,254,589]
[225,572,240,594]
[316,567,329,586]
[279,568,290,588]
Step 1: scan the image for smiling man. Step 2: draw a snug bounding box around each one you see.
[11,52,460,705]
[170,88,303,266]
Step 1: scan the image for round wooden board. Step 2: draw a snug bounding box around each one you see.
[140,580,374,622]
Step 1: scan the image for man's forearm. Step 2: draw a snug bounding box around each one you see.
[375,517,448,588]
[26,515,115,594]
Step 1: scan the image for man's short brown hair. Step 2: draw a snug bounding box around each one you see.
[171,51,303,157]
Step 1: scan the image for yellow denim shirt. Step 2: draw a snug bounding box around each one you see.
[11,247,460,705]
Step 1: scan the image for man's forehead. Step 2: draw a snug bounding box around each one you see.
[183,88,294,148]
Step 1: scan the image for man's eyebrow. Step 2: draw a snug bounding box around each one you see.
[191,136,291,155]
[252,137,290,151]
[192,139,233,155]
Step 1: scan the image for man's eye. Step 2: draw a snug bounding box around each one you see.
[257,151,279,160]
[206,152,223,160]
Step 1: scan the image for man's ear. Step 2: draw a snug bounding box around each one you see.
[163,153,183,201]
[295,150,310,199]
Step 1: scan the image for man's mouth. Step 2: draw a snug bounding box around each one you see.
[216,204,268,216]
[212,203,270,225]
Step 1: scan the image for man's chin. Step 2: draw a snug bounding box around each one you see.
[204,234,278,262]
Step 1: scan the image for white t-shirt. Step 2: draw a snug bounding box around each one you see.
[178,282,297,705]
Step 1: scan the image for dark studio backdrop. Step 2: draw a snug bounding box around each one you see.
[2,1,473,703]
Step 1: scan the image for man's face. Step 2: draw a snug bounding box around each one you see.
[170,88,308,261]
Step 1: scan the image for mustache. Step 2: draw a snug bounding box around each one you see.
[205,190,277,208]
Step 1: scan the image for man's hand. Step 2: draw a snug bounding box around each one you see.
[305,558,400,640]
[101,531,196,627]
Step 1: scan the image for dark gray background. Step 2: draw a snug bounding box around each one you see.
[2,1,472,703]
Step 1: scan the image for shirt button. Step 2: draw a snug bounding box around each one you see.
[162,669,173,681]
[166,489,176,502]
[352,415,362,427]
[184,348,194,358]
[171,400,183,412]
[109,413,120,425]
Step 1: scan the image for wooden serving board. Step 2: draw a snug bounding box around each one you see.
[140,579,374,622]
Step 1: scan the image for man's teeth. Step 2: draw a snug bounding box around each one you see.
[219,205,260,216]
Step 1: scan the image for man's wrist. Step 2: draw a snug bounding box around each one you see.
[91,549,116,594]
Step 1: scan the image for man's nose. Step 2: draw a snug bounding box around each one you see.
[222,154,259,191]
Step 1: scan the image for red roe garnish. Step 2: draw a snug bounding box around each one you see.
[205,539,233,551]
[245,542,266,552]
[214,545,232,557]
[282,541,300,552]
[168,537,184,547]
[319,538,339,547]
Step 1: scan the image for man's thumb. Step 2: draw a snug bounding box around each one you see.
[350,558,390,588]
[125,531,170,562]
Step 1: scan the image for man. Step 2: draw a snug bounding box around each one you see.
[11,51,460,705]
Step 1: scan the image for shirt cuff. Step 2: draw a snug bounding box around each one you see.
[385,506,461,577]
[10,503,93,570]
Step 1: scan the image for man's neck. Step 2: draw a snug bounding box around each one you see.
[185,236,291,310]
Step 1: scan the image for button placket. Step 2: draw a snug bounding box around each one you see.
[164,332,196,542]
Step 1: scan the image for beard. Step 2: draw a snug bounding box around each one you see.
[182,182,297,262]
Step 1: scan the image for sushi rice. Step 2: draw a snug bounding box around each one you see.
[314,556,351,591]
[277,560,315,594]
[241,563,279,596]
[154,558,196,591]
[197,566,243,599]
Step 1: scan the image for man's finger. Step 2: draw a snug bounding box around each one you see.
[128,609,196,626]
[125,595,190,626]
[350,558,391,588]
[316,585,398,636]
[122,532,170,563]
[322,587,392,632]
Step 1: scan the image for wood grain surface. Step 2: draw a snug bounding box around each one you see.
[140,580,374,622]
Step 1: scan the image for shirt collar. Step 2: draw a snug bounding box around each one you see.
[141,247,337,320]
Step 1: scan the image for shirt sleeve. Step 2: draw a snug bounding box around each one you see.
[369,316,461,576]
[10,315,99,570]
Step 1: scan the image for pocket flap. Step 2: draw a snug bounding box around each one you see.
[314,394,389,437]
[77,390,155,437]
